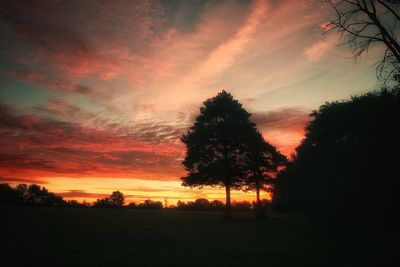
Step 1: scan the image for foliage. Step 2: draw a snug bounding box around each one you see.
[177,198,218,210]
[0,183,66,207]
[181,90,258,217]
[273,86,400,223]
[126,202,138,208]
[93,191,125,208]
[175,198,260,212]
[231,201,252,211]
[137,199,163,209]
[67,200,91,208]
[244,130,287,205]
[0,183,21,206]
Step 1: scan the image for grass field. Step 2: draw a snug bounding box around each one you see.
[0,207,397,266]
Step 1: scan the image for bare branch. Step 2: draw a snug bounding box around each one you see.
[377,0,400,22]
[327,0,400,83]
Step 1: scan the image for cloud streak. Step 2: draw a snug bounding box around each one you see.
[0,0,380,202]
[0,104,185,179]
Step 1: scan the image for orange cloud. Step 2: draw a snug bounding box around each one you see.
[252,108,310,157]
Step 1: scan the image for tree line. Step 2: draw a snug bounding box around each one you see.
[0,183,266,211]
[176,198,269,212]
[0,183,66,207]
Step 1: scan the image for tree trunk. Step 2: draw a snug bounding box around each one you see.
[225,184,231,219]
[255,181,265,219]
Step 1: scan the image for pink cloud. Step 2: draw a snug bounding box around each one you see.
[0,0,165,86]
[252,108,310,157]
[303,35,338,63]
[0,104,185,179]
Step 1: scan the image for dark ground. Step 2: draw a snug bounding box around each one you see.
[0,207,397,266]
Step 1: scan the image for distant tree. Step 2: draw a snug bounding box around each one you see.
[0,183,20,206]
[41,191,65,207]
[232,201,252,211]
[92,191,125,208]
[93,197,111,208]
[27,184,43,206]
[176,200,187,209]
[210,200,225,210]
[326,0,400,82]
[126,202,138,209]
[138,199,163,209]
[176,199,224,211]
[67,200,88,208]
[181,90,258,218]
[244,131,287,217]
[194,198,210,210]
[0,183,65,207]
[15,184,29,204]
[109,191,124,207]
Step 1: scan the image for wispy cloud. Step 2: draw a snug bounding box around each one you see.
[303,34,338,63]
[0,0,380,202]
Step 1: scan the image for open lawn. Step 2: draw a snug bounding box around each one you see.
[0,207,397,266]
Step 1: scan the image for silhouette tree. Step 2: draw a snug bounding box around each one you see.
[0,183,20,206]
[210,200,225,210]
[273,85,400,224]
[244,131,287,217]
[109,191,124,207]
[194,198,210,210]
[231,201,252,211]
[176,199,225,211]
[326,0,400,82]
[15,184,29,204]
[0,183,65,207]
[181,90,258,218]
[93,197,111,208]
[126,202,138,208]
[138,199,163,209]
[93,191,125,208]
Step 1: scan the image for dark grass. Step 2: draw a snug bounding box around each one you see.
[0,207,397,266]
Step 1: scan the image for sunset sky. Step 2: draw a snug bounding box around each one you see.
[0,0,383,204]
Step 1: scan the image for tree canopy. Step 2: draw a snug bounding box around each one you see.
[0,183,66,207]
[273,86,400,224]
[244,130,287,216]
[181,90,259,218]
[93,191,125,208]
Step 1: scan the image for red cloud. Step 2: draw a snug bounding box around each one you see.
[0,104,185,180]
[0,0,164,86]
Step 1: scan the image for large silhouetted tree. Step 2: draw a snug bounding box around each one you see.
[273,85,400,224]
[326,0,400,82]
[244,131,287,217]
[181,90,257,218]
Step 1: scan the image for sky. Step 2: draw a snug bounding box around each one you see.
[0,0,383,204]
